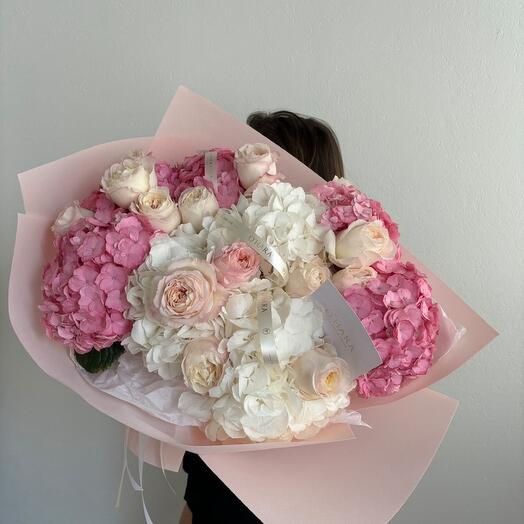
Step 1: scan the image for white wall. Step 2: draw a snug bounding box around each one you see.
[1,1,522,523]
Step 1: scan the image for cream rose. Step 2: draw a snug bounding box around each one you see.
[130,187,181,234]
[145,258,228,327]
[326,219,397,268]
[182,337,227,394]
[291,347,355,400]
[101,151,156,208]
[284,256,331,297]
[178,186,219,232]
[234,143,278,190]
[332,265,378,292]
[52,201,93,235]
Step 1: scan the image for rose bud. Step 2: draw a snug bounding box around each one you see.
[234,143,278,190]
[52,201,94,235]
[332,265,377,292]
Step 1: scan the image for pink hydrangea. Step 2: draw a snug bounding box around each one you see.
[156,148,242,208]
[341,259,440,398]
[40,192,153,354]
[312,180,400,243]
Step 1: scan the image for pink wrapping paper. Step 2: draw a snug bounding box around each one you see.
[9,86,497,522]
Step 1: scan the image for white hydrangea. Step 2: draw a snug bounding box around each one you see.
[176,287,354,442]
[200,356,353,443]
[207,183,328,281]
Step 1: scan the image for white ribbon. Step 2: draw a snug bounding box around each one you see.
[204,151,218,187]
[115,429,154,524]
[159,441,178,497]
[256,290,279,364]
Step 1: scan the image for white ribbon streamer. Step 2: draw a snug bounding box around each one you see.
[159,441,179,497]
[115,429,154,524]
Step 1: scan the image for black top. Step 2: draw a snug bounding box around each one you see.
[183,452,262,523]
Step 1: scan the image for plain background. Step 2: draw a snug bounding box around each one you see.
[1,1,523,523]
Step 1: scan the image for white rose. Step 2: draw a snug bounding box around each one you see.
[291,347,355,400]
[181,337,227,395]
[326,219,397,268]
[285,256,331,297]
[101,151,156,208]
[178,186,219,232]
[234,143,278,190]
[52,201,93,235]
[331,265,377,292]
[130,186,181,234]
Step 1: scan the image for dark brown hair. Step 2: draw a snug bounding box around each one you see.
[246,110,344,181]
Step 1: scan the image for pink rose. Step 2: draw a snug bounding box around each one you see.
[145,258,228,327]
[213,242,260,288]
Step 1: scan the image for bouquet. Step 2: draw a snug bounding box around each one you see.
[10,87,497,523]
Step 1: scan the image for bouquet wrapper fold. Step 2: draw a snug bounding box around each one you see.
[9,86,497,523]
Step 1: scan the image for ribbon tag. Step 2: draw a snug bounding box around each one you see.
[219,213,289,282]
[256,290,279,364]
[204,151,218,187]
[312,281,382,380]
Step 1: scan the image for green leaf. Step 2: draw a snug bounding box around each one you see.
[75,342,125,374]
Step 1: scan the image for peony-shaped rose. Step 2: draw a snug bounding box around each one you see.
[234,143,278,190]
[285,256,331,297]
[332,265,377,292]
[326,219,397,268]
[144,258,228,328]
[182,337,228,394]
[52,201,94,235]
[178,186,219,232]
[101,151,157,208]
[130,186,181,234]
[213,242,260,288]
[291,346,355,400]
